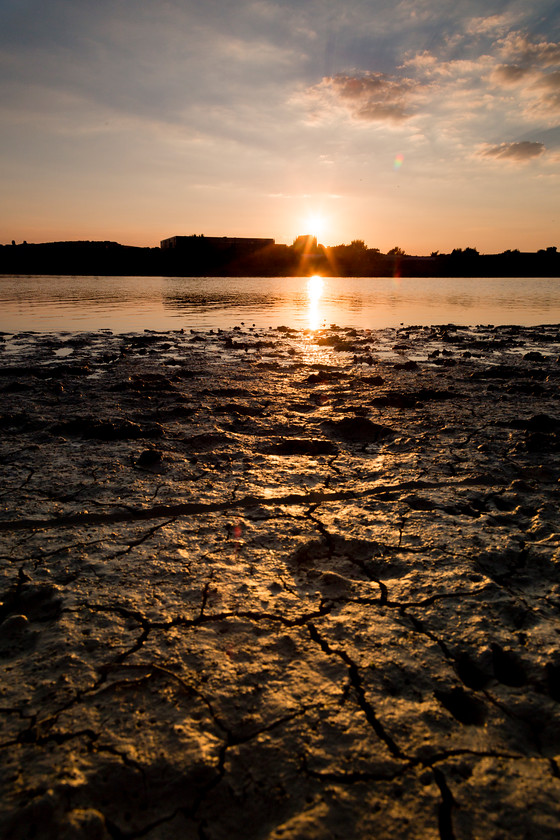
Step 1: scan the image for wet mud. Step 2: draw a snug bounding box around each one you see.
[1,322,560,839]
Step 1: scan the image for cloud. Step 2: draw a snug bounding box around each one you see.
[480,141,546,161]
[534,69,560,109]
[466,13,516,36]
[306,72,419,123]
[491,64,532,84]
[403,29,560,132]
[403,52,494,81]
[498,33,560,68]
[302,24,560,151]
[489,58,560,118]
[537,70,560,89]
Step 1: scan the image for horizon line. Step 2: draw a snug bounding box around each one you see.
[3,236,559,259]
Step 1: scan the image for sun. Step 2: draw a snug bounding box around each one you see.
[304,212,327,243]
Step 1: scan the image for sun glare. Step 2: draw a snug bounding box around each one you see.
[304,213,327,243]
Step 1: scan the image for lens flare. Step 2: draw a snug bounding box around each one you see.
[394,153,404,170]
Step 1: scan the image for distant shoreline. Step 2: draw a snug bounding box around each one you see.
[1,239,560,278]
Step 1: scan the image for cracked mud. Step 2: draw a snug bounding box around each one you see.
[1,322,560,839]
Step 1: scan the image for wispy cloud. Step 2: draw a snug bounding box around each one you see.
[466,12,518,37]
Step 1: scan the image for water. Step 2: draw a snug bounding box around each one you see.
[1,274,559,333]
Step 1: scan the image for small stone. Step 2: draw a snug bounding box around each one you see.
[394,360,418,370]
[264,438,338,456]
[322,416,393,443]
[137,448,163,467]
[0,614,30,635]
[491,643,527,687]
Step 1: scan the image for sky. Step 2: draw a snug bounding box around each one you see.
[1,0,559,254]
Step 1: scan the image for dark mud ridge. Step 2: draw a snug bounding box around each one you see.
[1,322,560,839]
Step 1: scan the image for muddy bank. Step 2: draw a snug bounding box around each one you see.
[1,322,560,839]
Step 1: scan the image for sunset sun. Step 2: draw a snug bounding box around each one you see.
[304,213,328,243]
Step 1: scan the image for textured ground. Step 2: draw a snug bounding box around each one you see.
[1,322,560,839]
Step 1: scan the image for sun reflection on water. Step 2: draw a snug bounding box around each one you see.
[307,275,324,331]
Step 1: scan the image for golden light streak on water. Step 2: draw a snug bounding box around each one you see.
[307,274,324,331]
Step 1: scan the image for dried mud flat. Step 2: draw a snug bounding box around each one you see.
[1,322,560,840]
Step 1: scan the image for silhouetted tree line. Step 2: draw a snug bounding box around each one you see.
[1,238,559,277]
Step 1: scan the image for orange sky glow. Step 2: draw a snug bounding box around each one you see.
[1,1,559,255]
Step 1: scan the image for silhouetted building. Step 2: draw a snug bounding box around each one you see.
[160,235,274,252]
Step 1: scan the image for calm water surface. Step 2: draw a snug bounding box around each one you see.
[1,275,559,333]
